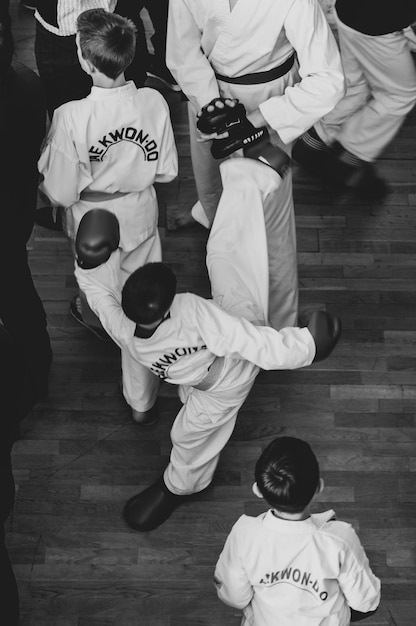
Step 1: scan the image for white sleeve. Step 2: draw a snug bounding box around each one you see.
[259,0,345,144]
[214,523,253,609]
[196,299,316,369]
[338,529,381,613]
[166,0,220,111]
[155,96,179,183]
[74,252,136,351]
[38,109,93,208]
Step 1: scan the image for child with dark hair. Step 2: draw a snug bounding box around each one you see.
[38,8,177,422]
[121,262,176,330]
[214,436,381,626]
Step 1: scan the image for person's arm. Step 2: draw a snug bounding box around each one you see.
[258,0,345,144]
[38,109,92,208]
[154,94,179,184]
[74,251,136,352]
[214,522,254,609]
[195,298,317,370]
[166,0,220,112]
[338,527,381,617]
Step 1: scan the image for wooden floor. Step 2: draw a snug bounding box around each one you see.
[7,3,416,625]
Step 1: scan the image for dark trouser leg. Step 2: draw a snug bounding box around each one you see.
[0,328,20,626]
[34,21,91,117]
[0,243,52,412]
[145,0,168,66]
[115,0,149,86]
[0,525,19,626]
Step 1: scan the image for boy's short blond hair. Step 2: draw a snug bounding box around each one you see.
[76,8,136,80]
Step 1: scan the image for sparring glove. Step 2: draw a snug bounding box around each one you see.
[196,97,291,178]
[305,310,342,362]
[75,209,120,269]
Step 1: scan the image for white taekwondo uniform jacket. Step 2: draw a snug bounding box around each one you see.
[75,250,316,387]
[215,509,381,626]
[38,83,178,251]
[167,0,345,144]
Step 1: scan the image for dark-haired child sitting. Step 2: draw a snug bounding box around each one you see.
[214,436,381,626]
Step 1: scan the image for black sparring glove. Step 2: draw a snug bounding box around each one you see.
[75,209,120,269]
[196,97,245,135]
[196,97,291,178]
[305,310,342,362]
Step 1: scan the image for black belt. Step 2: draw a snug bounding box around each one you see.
[214,52,296,86]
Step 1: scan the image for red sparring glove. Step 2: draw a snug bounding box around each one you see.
[196,97,291,178]
[75,209,120,269]
[304,310,342,362]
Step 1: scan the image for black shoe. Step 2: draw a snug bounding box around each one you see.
[292,127,330,175]
[147,58,182,92]
[328,144,390,200]
[123,475,189,531]
[35,206,63,231]
[70,296,111,342]
[131,399,159,426]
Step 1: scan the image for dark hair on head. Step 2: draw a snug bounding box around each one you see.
[122,262,177,325]
[255,437,320,513]
[0,18,14,82]
[76,8,136,79]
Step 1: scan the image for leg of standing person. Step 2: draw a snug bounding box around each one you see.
[115,0,148,87]
[185,101,298,329]
[145,0,180,91]
[317,17,416,162]
[0,326,20,626]
[34,20,91,118]
[0,242,52,409]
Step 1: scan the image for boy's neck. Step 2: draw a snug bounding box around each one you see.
[271,505,311,522]
[91,72,127,89]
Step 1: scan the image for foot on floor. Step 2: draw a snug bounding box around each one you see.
[328,143,390,200]
[123,475,190,531]
[131,400,159,426]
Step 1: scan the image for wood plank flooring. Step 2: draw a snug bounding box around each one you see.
[7,2,416,624]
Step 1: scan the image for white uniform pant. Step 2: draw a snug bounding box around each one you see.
[164,158,298,494]
[118,233,162,412]
[188,103,298,331]
[316,14,416,162]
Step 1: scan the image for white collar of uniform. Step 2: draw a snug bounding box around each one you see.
[88,81,138,100]
[262,508,336,533]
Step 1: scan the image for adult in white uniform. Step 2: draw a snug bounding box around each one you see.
[75,154,341,531]
[166,0,345,328]
[215,437,381,626]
